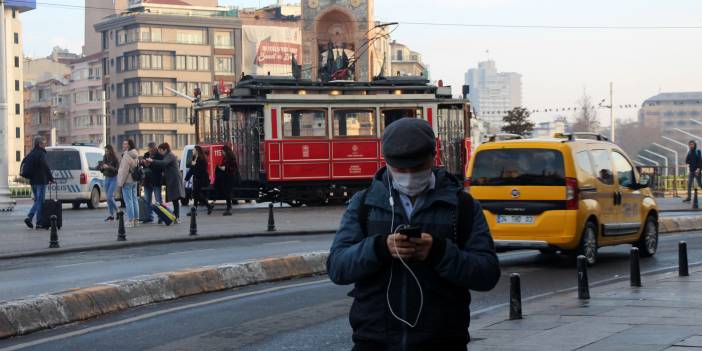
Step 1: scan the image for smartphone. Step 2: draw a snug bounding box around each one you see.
[398,225,422,239]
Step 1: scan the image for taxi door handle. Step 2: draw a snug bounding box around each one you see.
[614,191,622,205]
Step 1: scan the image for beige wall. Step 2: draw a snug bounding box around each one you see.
[4,7,25,179]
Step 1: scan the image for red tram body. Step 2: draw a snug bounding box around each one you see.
[193,75,472,206]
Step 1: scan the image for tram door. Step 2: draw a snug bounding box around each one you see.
[231,106,264,184]
[437,104,467,178]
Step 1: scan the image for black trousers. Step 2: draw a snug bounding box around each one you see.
[172,200,180,219]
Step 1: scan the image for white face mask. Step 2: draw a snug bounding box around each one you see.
[390,168,432,197]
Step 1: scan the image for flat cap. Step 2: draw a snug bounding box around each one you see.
[382,118,436,169]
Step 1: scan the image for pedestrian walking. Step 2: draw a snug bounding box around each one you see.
[117,139,140,228]
[145,143,185,222]
[215,144,239,216]
[21,136,55,229]
[684,140,702,202]
[185,145,213,215]
[326,118,501,351]
[141,142,164,223]
[99,145,120,222]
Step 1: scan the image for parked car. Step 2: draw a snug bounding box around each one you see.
[466,132,659,265]
[45,144,109,209]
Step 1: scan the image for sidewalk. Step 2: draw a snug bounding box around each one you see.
[469,266,702,350]
[0,201,343,259]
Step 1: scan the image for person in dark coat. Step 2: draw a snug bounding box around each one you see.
[215,144,239,216]
[684,140,702,202]
[145,142,185,221]
[99,144,120,222]
[141,142,164,223]
[185,145,213,214]
[327,119,500,351]
[22,136,55,229]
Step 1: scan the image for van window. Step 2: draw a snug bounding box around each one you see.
[575,151,596,177]
[46,150,81,170]
[472,149,565,186]
[590,149,614,185]
[86,153,103,171]
[612,151,635,187]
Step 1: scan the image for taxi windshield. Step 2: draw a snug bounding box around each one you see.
[472,148,565,186]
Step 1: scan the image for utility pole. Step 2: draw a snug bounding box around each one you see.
[609,82,614,142]
[0,1,17,211]
[101,90,107,148]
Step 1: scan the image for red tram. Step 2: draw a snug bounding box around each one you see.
[193,75,472,206]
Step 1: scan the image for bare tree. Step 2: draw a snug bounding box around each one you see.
[572,93,600,132]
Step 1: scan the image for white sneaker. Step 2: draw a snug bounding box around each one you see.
[125,222,135,228]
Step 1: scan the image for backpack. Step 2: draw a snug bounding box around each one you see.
[19,156,32,179]
[130,165,144,182]
[357,189,475,248]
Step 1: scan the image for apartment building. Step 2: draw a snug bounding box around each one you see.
[67,53,106,145]
[390,40,428,78]
[94,0,241,153]
[23,78,70,153]
[2,0,35,181]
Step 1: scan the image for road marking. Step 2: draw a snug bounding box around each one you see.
[166,248,217,255]
[262,240,303,246]
[0,279,332,351]
[53,261,102,268]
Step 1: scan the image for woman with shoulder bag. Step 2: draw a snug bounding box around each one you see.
[215,144,239,216]
[100,145,120,222]
[185,146,213,215]
[117,139,140,227]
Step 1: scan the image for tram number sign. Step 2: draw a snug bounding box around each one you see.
[302,145,310,158]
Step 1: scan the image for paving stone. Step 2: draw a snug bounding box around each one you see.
[675,335,702,347]
[591,325,699,346]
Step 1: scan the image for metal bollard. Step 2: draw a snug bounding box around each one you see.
[267,203,276,232]
[509,273,522,320]
[117,211,127,241]
[189,207,198,236]
[49,215,60,248]
[694,188,699,209]
[679,241,689,277]
[577,255,590,300]
[630,247,641,287]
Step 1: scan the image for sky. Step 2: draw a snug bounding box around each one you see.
[19,0,702,126]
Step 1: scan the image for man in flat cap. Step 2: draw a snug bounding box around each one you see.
[327,118,500,351]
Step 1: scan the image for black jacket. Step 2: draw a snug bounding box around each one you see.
[23,147,54,185]
[143,151,164,187]
[327,168,500,351]
[686,147,702,172]
[185,157,209,191]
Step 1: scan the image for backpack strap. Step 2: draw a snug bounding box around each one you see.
[357,189,370,236]
[455,190,474,249]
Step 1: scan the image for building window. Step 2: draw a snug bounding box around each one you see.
[197,56,209,71]
[14,33,19,44]
[12,9,16,18]
[15,104,20,115]
[176,56,186,70]
[14,56,19,68]
[176,29,205,44]
[16,151,21,162]
[15,80,20,91]
[214,56,233,74]
[16,128,20,139]
[214,31,233,48]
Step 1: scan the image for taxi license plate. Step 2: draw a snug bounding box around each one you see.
[497,215,535,224]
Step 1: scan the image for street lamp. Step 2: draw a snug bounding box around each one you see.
[652,143,678,178]
[673,128,702,146]
[643,150,668,177]
[637,155,659,167]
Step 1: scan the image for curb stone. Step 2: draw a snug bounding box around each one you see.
[0,252,330,339]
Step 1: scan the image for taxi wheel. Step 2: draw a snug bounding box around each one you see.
[636,216,658,257]
[578,221,598,266]
[87,187,100,209]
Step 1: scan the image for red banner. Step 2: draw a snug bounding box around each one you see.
[254,37,302,67]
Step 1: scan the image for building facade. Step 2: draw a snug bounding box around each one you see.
[23,78,70,153]
[390,40,428,78]
[2,0,35,181]
[532,116,571,138]
[67,53,106,145]
[464,60,522,133]
[94,1,242,153]
[639,92,702,138]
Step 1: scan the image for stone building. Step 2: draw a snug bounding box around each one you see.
[390,40,428,78]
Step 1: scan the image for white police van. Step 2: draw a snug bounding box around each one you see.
[46,144,107,209]
[179,144,195,206]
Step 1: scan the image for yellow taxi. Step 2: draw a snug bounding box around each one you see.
[466,133,658,265]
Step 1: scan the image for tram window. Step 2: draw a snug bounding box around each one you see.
[283,109,327,138]
[333,109,376,137]
[381,108,423,130]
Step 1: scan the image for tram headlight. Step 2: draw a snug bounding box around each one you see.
[298,90,307,95]
[330,90,341,96]
[393,89,402,95]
